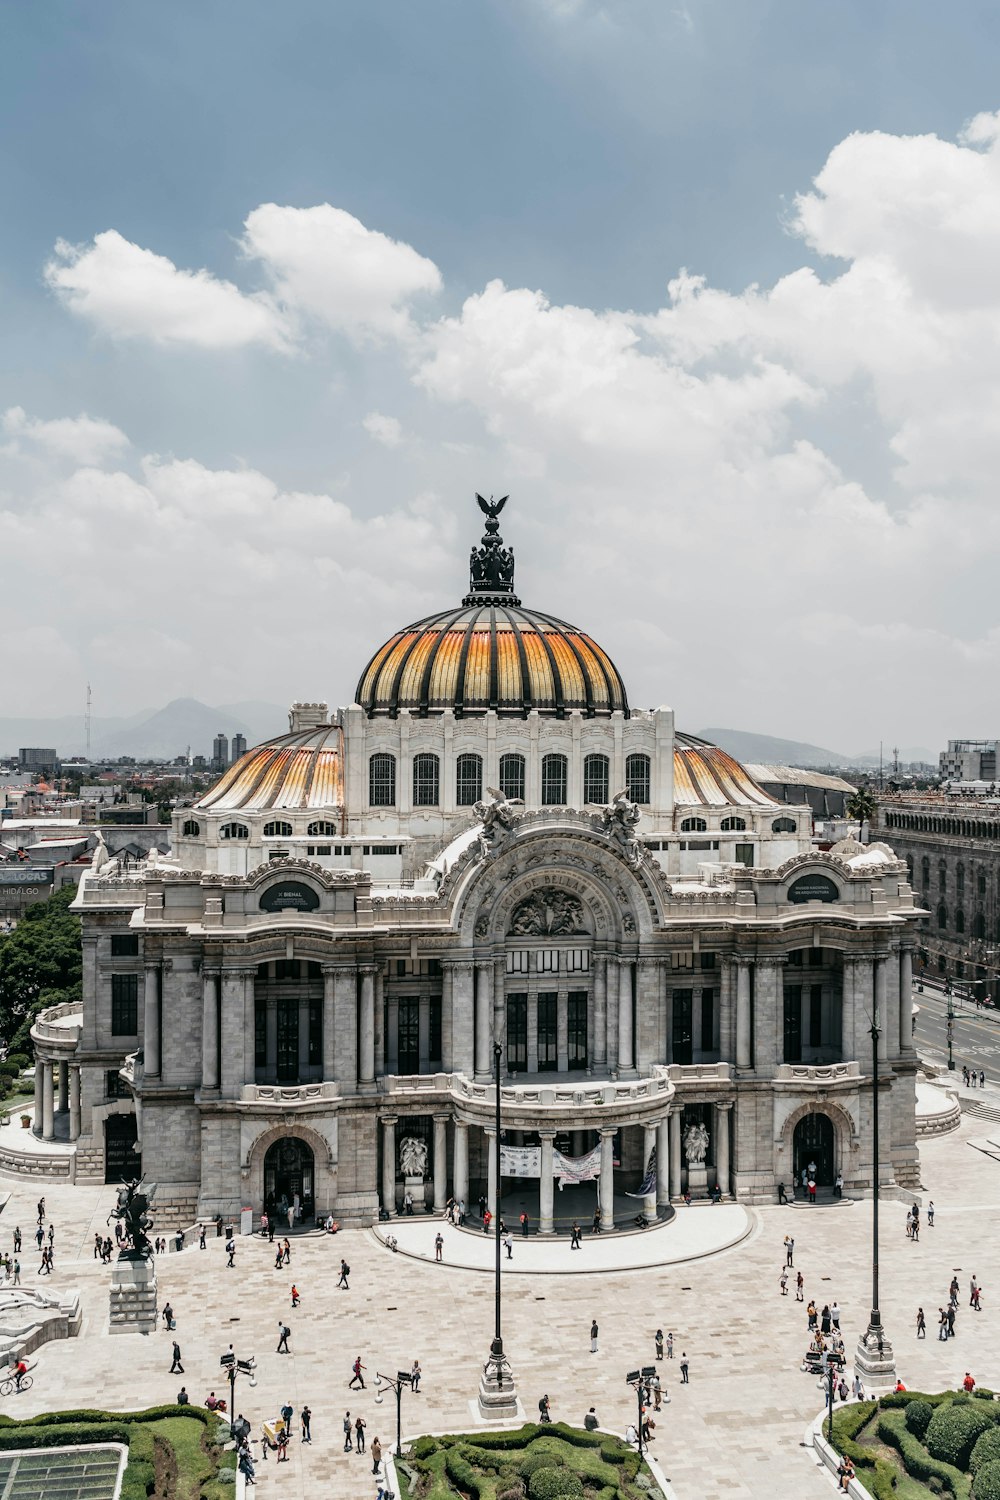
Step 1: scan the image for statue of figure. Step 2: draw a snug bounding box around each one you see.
[398,1137,428,1178]
[601,790,644,868]
[466,495,517,597]
[90,830,110,874]
[473,786,522,860]
[107,1179,155,1258]
[683,1122,710,1165]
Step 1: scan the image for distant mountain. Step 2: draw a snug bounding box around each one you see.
[0,698,287,760]
[0,709,152,758]
[697,727,853,769]
[215,700,290,748]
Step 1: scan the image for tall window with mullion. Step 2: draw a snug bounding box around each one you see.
[412,752,440,807]
[506,994,528,1071]
[398,998,419,1073]
[111,974,139,1035]
[456,752,483,806]
[541,752,568,806]
[625,752,651,805]
[499,752,525,801]
[537,992,558,1070]
[583,752,609,805]
[568,991,588,1068]
[369,752,396,807]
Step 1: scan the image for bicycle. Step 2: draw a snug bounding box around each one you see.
[0,1374,32,1396]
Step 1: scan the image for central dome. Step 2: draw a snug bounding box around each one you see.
[358,494,628,719]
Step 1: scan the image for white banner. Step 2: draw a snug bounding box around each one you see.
[499,1144,541,1178]
[553,1144,602,1190]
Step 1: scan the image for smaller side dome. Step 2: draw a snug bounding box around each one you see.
[673,732,778,808]
[195,724,343,812]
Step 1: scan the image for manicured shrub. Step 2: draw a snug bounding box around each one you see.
[528,1466,584,1500]
[120,1457,155,1498]
[974,1460,1000,1500]
[445,1447,488,1499]
[880,1391,953,1410]
[972,1429,1000,1476]
[978,1391,997,1402]
[410,1436,439,1460]
[521,1451,565,1478]
[927,1400,996,1470]
[906,1401,934,1439]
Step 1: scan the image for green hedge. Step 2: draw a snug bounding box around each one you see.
[521,1451,566,1478]
[879,1390,955,1410]
[529,1468,584,1500]
[974,1460,1000,1500]
[972,1430,1000,1477]
[927,1402,997,1470]
[905,1400,934,1439]
[445,1446,489,1499]
[878,1409,971,1499]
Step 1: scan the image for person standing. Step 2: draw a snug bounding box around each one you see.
[666,1332,674,1360]
[972,1283,983,1312]
[282,1238,291,1266]
[831,1302,841,1331]
[680,1353,689,1384]
[170,1340,184,1373]
[584,1408,599,1431]
[199,1226,207,1250]
[970,1275,979,1306]
[371,1436,382,1476]
[796,1272,804,1302]
[590,1319,599,1353]
[592,1207,602,1234]
[834,1173,843,1199]
[655,1329,664,1360]
[505,1233,513,1260]
[355,1414,367,1453]
[947,1305,956,1338]
[435,1232,444,1263]
[852,1373,865,1401]
[301,1405,312,1443]
[520,1212,529,1238]
[226,1237,236,1268]
[927,1201,935,1227]
[785,1235,794,1267]
[571,1222,582,1250]
[779,1269,788,1296]
[343,1412,353,1452]
[411,1359,421,1392]
[538,1394,551,1422]
[916,1307,926,1338]
[938,1307,948,1340]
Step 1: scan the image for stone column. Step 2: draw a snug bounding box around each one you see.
[475,963,492,1080]
[381,1117,397,1216]
[719,958,736,1065]
[539,1131,556,1233]
[643,1123,657,1216]
[606,957,619,1073]
[322,965,337,1081]
[333,966,359,1086]
[556,993,569,1073]
[753,958,785,1078]
[618,959,634,1074]
[359,966,376,1091]
[899,946,914,1052]
[451,963,474,1077]
[715,1101,732,1196]
[297,997,311,1081]
[69,1065,81,1141]
[840,958,856,1063]
[202,971,220,1089]
[669,1108,682,1198]
[387,994,399,1075]
[42,1062,54,1141]
[433,1115,449,1212]
[374,967,385,1078]
[143,964,160,1077]
[33,1065,43,1136]
[220,970,250,1097]
[453,1121,469,1206]
[58,1060,69,1114]
[599,1129,616,1228]
[656,1118,671,1207]
[875,954,888,1062]
[440,964,454,1072]
[592,954,607,1068]
[736,960,752,1069]
[486,1127,497,1216]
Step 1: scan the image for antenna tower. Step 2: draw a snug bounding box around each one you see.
[86,682,92,760]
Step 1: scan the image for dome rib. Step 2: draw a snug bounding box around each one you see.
[499,602,534,717]
[417,605,470,717]
[453,604,485,718]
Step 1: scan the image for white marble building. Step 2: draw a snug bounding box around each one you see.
[34,499,924,1226]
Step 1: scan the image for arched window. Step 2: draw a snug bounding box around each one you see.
[626,752,651,805]
[921,856,930,887]
[413,753,440,807]
[937,905,948,930]
[369,753,396,808]
[456,752,483,807]
[220,822,249,841]
[957,862,965,896]
[182,819,201,837]
[499,752,525,802]
[541,753,568,806]
[956,909,966,935]
[906,855,914,881]
[680,816,707,833]
[973,912,986,941]
[978,873,987,896]
[307,820,338,837]
[721,816,746,832]
[938,863,947,891]
[583,753,609,805]
[263,820,293,838]
[772,816,796,833]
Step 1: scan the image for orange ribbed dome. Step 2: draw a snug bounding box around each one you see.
[356,602,629,719]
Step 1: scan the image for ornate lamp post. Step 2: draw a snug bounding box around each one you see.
[375,1370,412,1457]
[477,1041,518,1417]
[219,1348,256,1441]
[854,1008,895,1390]
[946,993,955,1070]
[626,1368,656,1461]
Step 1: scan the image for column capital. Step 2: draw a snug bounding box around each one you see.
[599,1126,617,1139]
[433,1112,451,1124]
[358,964,378,978]
[321,962,338,975]
[475,959,494,973]
[144,962,160,974]
[381,1114,399,1128]
[538,1128,557,1142]
[445,960,475,976]
[715,1099,734,1113]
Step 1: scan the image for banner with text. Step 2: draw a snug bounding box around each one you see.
[553,1144,602,1190]
[499,1144,541,1178]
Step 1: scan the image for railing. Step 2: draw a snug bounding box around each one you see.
[774,1061,860,1082]
[662,1062,734,1083]
[241,1082,340,1103]
[30,1002,82,1047]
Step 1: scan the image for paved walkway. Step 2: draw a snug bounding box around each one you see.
[1,1103,1000,1500]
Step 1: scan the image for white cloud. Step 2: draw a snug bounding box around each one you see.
[44,230,289,350]
[2,405,129,465]
[362,412,404,448]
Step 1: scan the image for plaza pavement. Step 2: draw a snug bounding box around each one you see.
[1,1100,999,1500]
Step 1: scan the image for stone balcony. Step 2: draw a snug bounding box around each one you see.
[372,1070,677,1129]
[240,1082,340,1105]
[30,1002,83,1054]
[774,1061,861,1084]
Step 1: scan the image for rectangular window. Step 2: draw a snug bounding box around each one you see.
[699,952,717,971]
[566,949,590,973]
[309,998,323,1066]
[568,991,588,1069]
[583,754,609,805]
[783,984,802,1063]
[734,843,755,867]
[412,754,440,807]
[537,992,557,1071]
[110,934,139,957]
[428,995,442,1064]
[396,959,409,977]
[506,951,530,974]
[700,988,715,1053]
[110,974,138,1036]
[541,754,567,806]
[456,754,483,807]
[369,753,396,807]
[809,984,823,1048]
[398,998,419,1074]
[276,998,298,1081]
[671,989,693,1066]
[507,993,528,1071]
[537,950,559,973]
[105,1069,128,1099]
[671,951,695,971]
[255,998,267,1069]
[499,753,525,801]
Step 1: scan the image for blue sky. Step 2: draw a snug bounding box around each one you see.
[3,1,1000,750]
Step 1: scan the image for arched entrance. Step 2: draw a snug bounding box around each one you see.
[105,1113,140,1184]
[264,1138,315,1219]
[793,1112,835,1185]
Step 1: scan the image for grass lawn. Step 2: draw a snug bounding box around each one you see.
[829,1393,996,1499]
[407,1422,653,1500]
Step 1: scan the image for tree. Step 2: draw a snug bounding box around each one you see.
[846,787,877,844]
[0,886,82,1052]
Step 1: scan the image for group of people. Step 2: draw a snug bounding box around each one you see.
[962,1066,987,1088]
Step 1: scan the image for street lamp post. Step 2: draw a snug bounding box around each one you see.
[375,1371,412,1457]
[477,1042,518,1417]
[219,1349,256,1441]
[946,993,955,1070]
[827,1363,836,1444]
[626,1368,657,1462]
[854,1007,896,1390]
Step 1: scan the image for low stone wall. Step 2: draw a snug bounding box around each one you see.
[0,1142,73,1182]
[0,1290,82,1370]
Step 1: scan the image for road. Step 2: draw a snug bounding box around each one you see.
[913,981,1000,1083]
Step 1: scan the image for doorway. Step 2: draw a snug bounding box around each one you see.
[105,1113,140,1184]
[793,1112,835,1185]
[264,1137,315,1219]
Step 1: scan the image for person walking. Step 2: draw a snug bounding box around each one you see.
[12,1259,19,1286]
[226,1237,236,1268]
[972,1283,983,1312]
[520,1212,529,1238]
[282,1238,291,1266]
[652,1373,662,1410]
[371,1435,383,1475]
[852,1373,865,1401]
[947,1305,957,1338]
[916,1307,926,1338]
[162,1301,175,1330]
[590,1319,599,1353]
[680,1353,689,1384]
[938,1307,948,1340]
[779,1269,788,1296]
[343,1412,353,1452]
[435,1232,444,1263]
[927,1200,935,1227]
[349,1355,366,1390]
[355,1414,367,1453]
[291,1285,300,1307]
[538,1394,551,1423]
[505,1233,513,1260]
[571,1222,582,1250]
[655,1329,664,1360]
[199,1226,207,1249]
[170,1340,184,1373]
[301,1405,312,1443]
[970,1275,979,1306]
[950,1277,960,1307]
[338,1259,350,1290]
[277,1323,291,1354]
[796,1271,804,1302]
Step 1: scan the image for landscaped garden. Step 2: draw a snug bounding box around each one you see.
[831,1389,1000,1498]
[406,1424,654,1500]
[0,1404,237,1499]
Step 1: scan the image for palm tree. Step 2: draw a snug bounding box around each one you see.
[845,787,877,844]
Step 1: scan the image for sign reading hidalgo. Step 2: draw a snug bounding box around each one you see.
[787,873,840,905]
[259,881,321,913]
